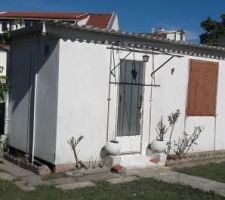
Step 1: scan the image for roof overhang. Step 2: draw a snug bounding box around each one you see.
[7,21,225,60]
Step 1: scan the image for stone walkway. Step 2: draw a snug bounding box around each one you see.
[127,167,225,197]
[1,158,225,197]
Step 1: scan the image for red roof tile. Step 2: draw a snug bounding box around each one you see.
[87,14,112,29]
[0,12,113,28]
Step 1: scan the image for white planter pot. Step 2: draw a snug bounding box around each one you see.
[151,139,166,153]
[105,140,121,155]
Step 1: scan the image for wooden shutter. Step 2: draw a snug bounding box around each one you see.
[187,60,218,116]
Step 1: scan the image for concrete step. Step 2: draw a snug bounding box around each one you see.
[120,155,165,169]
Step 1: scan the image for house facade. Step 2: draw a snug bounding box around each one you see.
[7,22,225,171]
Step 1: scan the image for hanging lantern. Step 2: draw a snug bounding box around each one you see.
[142,54,149,62]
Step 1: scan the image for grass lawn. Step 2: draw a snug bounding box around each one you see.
[176,162,225,183]
[0,178,224,200]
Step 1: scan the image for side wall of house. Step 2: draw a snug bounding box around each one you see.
[149,54,225,153]
[55,40,111,165]
[8,35,59,163]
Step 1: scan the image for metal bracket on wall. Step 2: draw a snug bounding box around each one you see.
[151,55,175,77]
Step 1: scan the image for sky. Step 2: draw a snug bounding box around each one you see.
[1,0,225,43]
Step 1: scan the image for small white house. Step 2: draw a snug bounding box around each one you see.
[6,22,225,171]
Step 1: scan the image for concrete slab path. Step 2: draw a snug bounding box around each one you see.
[1,157,225,197]
[126,167,225,197]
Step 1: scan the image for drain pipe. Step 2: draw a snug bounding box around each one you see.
[31,37,39,165]
[106,49,112,142]
[31,72,38,164]
[148,53,155,144]
[4,92,9,135]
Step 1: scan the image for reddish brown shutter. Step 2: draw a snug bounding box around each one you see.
[187,60,218,116]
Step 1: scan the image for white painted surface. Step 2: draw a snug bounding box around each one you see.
[0,50,7,76]
[55,41,225,165]
[110,14,119,31]
[149,55,225,154]
[55,40,111,164]
[7,31,225,167]
[116,136,141,153]
[120,155,164,169]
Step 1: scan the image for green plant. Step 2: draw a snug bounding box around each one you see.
[156,117,169,141]
[67,136,87,170]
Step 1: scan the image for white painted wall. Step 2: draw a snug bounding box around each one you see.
[55,40,111,164]
[110,14,119,31]
[0,50,7,76]
[55,42,155,164]
[55,39,225,165]
[149,54,225,154]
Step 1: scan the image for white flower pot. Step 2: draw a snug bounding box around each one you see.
[151,139,166,153]
[105,140,121,155]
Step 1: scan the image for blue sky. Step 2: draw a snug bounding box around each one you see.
[1,0,225,42]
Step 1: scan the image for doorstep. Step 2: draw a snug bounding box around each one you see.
[102,153,166,170]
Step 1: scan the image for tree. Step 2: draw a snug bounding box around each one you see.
[200,14,225,46]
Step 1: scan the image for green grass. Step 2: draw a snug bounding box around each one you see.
[176,162,225,183]
[0,178,224,200]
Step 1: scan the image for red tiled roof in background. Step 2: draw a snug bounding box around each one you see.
[87,14,112,29]
[0,12,113,28]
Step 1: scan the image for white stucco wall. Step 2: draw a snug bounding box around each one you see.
[0,50,7,76]
[55,40,111,164]
[149,54,225,154]
[55,42,155,164]
[54,36,225,166]
[110,14,119,31]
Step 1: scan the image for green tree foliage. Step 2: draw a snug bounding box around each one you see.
[200,15,225,46]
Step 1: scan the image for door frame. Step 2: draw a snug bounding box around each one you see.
[115,59,145,154]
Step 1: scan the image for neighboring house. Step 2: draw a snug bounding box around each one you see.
[6,22,225,171]
[0,11,119,33]
[149,28,185,41]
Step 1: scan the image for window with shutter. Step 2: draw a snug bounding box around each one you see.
[187,60,219,116]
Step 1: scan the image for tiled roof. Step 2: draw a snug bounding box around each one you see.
[0,12,113,28]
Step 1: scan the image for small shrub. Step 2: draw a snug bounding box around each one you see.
[67,136,87,170]
[171,126,204,159]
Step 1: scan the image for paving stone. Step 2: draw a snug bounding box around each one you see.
[107,176,138,184]
[56,181,96,190]
[0,172,16,181]
[0,159,35,177]
[76,172,119,182]
[126,167,225,197]
[46,177,76,185]
[15,180,36,191]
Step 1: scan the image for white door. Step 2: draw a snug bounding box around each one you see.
[116,60,145,153]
